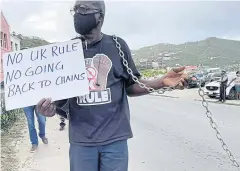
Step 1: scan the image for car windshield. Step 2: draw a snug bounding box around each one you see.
[195,73,203,78]
[212,73,221,77]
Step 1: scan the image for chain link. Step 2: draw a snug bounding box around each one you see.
[198,81,239,168]
[112,35,239,169]
[113,35,177,94]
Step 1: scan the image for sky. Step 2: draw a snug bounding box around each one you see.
[1,0,240,50]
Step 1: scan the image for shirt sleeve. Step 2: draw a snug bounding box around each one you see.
[118,37,141,88]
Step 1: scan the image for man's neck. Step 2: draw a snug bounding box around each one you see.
[82,30,102,44]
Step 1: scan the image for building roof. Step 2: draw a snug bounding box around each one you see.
[10,33,21,40]
[1,10,9,26]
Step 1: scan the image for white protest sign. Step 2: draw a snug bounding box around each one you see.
[3,39,89,111]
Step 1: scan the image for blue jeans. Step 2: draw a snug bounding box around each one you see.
[69,140,128,171]
[23,106,46,145]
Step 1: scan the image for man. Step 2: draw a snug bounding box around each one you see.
[219,70,228,102]
[228,71,240,100]
[20,48,48,152]
[36,1,188,171]
[235,71,240,100]
[23,106,48,151]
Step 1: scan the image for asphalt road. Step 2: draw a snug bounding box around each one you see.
[128,95,240,171]
[18,95,240,171]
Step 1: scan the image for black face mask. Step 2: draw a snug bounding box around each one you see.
[74,13,99,35]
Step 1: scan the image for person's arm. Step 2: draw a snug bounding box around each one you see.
[54,99,68,119]
[56,106,68,119]
[54,99,68,109]
[35,98,68,117]
[126,77,165,97]
[117,37,166,97]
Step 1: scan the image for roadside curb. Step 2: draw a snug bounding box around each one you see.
[149,94,179,99]
[149,94,240,106]
[193,99,240,106]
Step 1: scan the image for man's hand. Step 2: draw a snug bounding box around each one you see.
[162,66,188,90]
[126,66,188,96]
[36,98,56,117]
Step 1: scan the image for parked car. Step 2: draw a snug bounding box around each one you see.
[195,73,206,86]
[187,75,198,88]
[187,73,206,88]
[205,72,221,83]
[204,72,237,100]
[206,68,221,74]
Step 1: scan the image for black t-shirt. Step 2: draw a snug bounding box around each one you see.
[56,34,140,146]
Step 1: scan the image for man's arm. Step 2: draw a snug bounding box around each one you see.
[36,98,68,117]
[54,99,68,119]
[118,38,187,97]
[54,99,68,109]
[126,77,165,97]
[56,106,68,119]
[118,37,169,97]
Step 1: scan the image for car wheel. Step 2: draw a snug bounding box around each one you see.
[201,82,205,87]
[228,88,236,100]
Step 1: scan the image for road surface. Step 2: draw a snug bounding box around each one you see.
[128,96,240,171]
[20,95,240,171]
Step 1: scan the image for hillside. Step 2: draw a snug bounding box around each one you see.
[17,34,50,49]
[132,37,240,68]
[17,35,240,68]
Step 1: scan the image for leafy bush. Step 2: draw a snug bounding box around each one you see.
[1,92,23,131]
[141,69,167,78]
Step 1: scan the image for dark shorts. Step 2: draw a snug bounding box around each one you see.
[69,140,128,171]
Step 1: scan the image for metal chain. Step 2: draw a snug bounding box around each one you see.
[112,35,179,94]
[198,81,240,168]
[112,35,239,169]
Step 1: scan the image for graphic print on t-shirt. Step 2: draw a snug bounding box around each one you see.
[77,54,112,105]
